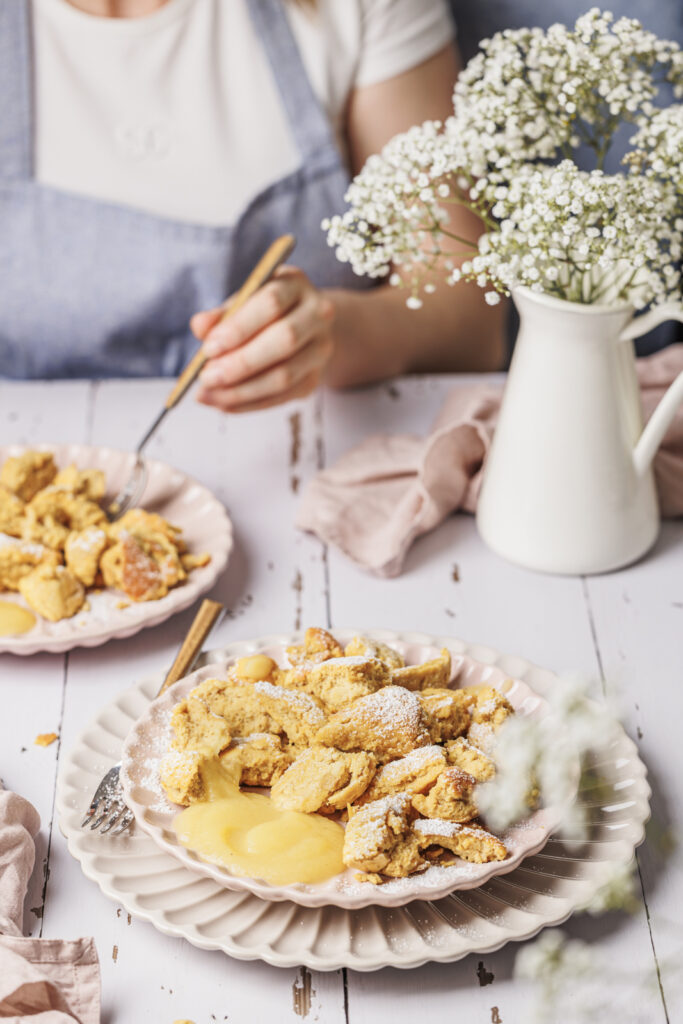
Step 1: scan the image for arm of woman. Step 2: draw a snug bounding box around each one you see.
[194,46,505,414]
[326,44,506,387]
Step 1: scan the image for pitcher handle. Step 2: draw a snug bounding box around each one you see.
[619,303,683,476]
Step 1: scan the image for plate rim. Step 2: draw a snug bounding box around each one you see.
[0,441,233,655]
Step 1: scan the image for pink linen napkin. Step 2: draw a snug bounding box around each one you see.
[0,786,100,1024]
[297,345,683,577]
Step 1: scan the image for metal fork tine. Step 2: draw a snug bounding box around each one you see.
[100,805,127,834]
[111,811,135,836]
[89,801,115,831]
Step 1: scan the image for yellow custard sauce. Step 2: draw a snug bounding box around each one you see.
[0,600,36,636]
[173,761,345,886]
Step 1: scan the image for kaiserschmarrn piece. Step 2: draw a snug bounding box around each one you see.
[411,766,478,822]
[220,733,294,787]
[444,737,496,782]
[286,626,343,667]
[254,681,327,746]
[344,635,405,670]
[391,648,451,691]
[53,465,106,502]
[0,451,56,502]
[100,534,168,602]
[286,655,391,712]
[0,543,60,591]
[187,677,280,737]
[160,749,207,806]
[343,793,424,878]
[18,563,85,622]
[170,696,232,756]
[465,686,515,754]
[108,508,184,547]
[0,485,25,537]
[356,744,446,805]
[23,488,106,549]
[271,746,376,814]
[315,686,431,762]
[160,629,519,884]
[64,526,108,587]
[419,687,473,743]
[413,819,508,864]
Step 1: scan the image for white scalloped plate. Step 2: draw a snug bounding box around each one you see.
[0,443,233,655]
[56,636,650,971]
[120,632,573,910]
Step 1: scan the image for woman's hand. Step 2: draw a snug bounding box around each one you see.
[191,267,336,413]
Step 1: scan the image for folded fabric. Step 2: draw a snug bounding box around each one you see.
[0,786,100,1024]
[297,345,683,577]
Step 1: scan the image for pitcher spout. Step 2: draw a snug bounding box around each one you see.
[633,369,683,477]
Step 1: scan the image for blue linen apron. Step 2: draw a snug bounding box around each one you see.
[449,0,683,354]
[0,0,370,379]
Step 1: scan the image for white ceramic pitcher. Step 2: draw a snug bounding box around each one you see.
[476,287,683,575]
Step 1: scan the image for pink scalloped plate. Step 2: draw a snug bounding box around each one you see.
[0,443,233,655]
[120,629,576,910]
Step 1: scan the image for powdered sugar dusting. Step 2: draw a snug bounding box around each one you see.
[377,745,445,783]
[345,686,426,743]
[414,818,477,840]
[255,680,325,721]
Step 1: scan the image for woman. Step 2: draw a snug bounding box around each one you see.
[0,0,504,410]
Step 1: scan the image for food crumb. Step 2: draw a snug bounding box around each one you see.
[173,1019,196,1023]
[34,732,58,747]
[116,600,130,610]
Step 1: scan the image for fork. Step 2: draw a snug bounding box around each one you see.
[106,234,296,521]
[81,597,224,836]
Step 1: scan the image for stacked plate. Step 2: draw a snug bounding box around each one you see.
[56,631,650,971]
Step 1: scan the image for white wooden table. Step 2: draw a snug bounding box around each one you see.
[1,376,681,1024]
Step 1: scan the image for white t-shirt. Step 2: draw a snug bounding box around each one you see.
[32,0,454,226]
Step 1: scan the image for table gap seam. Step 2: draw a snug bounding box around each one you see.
[85,380,100,446]
[38,651,69,938]
[581,577,606,698]
[342,966,350,1023]
[314,390,332,630]
[637,857,671,1024]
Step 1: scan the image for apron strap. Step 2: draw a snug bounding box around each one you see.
[247,0,341,173]
[0,0,33,180]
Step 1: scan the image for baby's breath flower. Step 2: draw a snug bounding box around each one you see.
[325,10,683,311]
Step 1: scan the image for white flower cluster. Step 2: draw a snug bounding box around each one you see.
[323,122,475,292]
[325,8,683,309]
[454,9,683,180]
[628,104,683,197]
[468,161,682,308]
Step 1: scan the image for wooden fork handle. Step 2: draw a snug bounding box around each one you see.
[157,598,224,695]
[164,233,296,411]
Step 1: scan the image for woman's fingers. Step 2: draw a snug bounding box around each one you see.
[201,370,321,415]
[199,290,331,389]
[189,307,223,341]
[202,268,304,357]
[197,335,334,412]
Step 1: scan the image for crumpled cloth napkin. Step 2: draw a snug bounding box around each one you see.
[298,345,683,577]
[0,785,100,1024]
